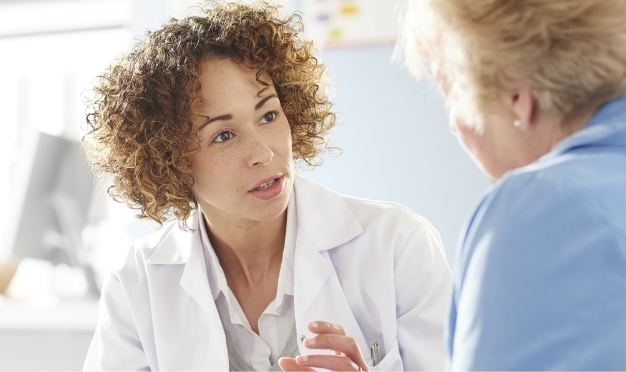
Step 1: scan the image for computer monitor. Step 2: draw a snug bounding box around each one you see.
[10,130,99,295]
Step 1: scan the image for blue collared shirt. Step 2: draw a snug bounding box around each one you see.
[447,97,626,370]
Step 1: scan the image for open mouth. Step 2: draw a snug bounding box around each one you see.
[254,178,278,190]
[248,175,285,200]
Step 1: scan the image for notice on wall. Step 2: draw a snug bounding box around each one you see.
[303,0,398,48]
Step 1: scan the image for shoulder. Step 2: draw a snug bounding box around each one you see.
[339,194,446,266]
[294,174,432,236]
[459,157,623,286]
[341,194,430,234]
[466,168,593,253]
[469,156,617,240]
[294,175,443,255]
[110,220,183,280]
[452,150,626,370]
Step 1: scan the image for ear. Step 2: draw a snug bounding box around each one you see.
[509,84,535,129]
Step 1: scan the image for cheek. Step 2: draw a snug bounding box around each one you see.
[457,125,476,148]
[451,116,479,153]
[454,121,496,173]
[448,112,459,135]
[189,151,237,193]
[275,120,294,157]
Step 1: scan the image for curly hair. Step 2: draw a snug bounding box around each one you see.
[83,1,337,227]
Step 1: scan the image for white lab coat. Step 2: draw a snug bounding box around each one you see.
[84,175,452,371]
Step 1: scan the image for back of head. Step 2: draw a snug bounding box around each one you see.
[400,0,626,128]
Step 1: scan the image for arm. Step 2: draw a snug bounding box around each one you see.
[84,273,150,371]
[394,220,453,371]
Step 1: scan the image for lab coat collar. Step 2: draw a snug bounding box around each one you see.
[292,175,364,250]
[145,216,199,265]
[290,176,370,363]
[145,214,222,302]
[143,175,369,365]
[145,213,229,370]
[146,174,364,264]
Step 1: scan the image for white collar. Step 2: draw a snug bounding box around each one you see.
[145,174,363,274]
[143,174,366,348]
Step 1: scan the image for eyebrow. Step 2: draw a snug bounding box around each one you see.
[198,114,233,132]
[198,94,279,132]
[255,94,278,110]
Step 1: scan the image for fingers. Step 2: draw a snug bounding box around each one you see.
[307,321,347,336]
[295,354,364,371]
[278,357,315,372]
[303,322,369,371]
[302,334,369,370]
[308,322,346,356]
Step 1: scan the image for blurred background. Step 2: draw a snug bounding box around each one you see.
[0,0,488,369]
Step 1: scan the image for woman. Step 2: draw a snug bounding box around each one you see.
[401,0,626,370]
[82,2,451,371]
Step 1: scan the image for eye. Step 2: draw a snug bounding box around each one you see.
[260,110,279,124]
[212,130,234,143]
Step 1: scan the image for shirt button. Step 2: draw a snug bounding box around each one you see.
[300,335,306,344]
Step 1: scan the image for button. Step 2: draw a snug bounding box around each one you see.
[300,335,306,344]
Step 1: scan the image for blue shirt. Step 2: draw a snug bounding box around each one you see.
[447,97,626,370]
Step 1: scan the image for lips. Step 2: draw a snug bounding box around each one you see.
[248,174,286,201]
[249,174,283,192]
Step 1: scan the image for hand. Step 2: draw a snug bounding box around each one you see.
[278,321,369,371]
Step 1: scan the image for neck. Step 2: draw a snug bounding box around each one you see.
[202,207,287,286]
[523,110,595,167]
[548,110,596,148]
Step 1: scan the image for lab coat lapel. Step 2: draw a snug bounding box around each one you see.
[147,215,228,370]
[292,176,371,363]
[178,227,220,321]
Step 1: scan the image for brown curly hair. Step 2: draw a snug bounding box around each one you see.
[83,1,337,227]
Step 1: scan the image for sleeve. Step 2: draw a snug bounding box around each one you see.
[393,219,453,371]
[83,273,151,371]
[451,175,626,370]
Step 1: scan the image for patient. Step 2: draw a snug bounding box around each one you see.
[401,0,626,369]
[82,2,452,371]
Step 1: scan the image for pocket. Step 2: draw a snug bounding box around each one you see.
[370,339,403,371]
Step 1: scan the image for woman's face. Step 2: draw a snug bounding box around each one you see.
[189,58,294,223]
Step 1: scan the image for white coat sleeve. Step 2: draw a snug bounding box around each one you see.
[83,273,151,371]
[394,220,452,371]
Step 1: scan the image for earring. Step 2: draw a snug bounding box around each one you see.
[513,120,522,128]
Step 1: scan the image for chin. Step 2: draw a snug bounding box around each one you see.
[248,173,293,221]
[254,198,289,221]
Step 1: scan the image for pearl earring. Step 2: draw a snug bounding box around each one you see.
[513,120,522,128]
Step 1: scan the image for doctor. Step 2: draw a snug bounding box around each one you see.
[83,2,452,371]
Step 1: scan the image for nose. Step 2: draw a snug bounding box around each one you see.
[247,132,274,167]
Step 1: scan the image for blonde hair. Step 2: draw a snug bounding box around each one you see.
[399,0,626,129]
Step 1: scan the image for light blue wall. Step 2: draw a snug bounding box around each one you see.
[299,46,490,266]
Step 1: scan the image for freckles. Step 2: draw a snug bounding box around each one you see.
[207,152,243,185]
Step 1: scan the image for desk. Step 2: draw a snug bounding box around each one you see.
[0,299,99,371]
